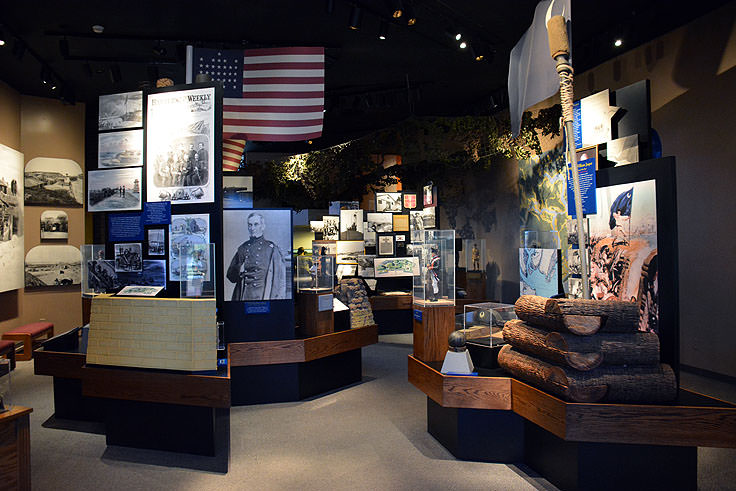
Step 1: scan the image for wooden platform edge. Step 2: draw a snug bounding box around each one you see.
[407,355,512,410]
[229,324,378,367]
[0,406,33,423]
[33,350,86,378]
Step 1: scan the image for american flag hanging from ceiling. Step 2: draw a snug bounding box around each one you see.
[194,46,325,147]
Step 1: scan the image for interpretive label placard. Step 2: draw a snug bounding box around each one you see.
[108,213,144,242]
[143,201,171,225]
[244,301,271,315]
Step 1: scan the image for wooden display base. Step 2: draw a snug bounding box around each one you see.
[296,290,334,338]
[408,355,736,488]
[0,406,32,491]
[412,304,455,362]
[228,325,378,405]
[464,271,486,300]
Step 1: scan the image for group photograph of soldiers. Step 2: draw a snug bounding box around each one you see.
[152,137,210,189]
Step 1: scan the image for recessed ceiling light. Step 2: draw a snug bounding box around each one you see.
[614,39,623,47]
[92,25,105,34]
[455,33,462,41]
[459,41,467,49]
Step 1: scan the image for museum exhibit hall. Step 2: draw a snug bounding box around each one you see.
[1,1,736,489]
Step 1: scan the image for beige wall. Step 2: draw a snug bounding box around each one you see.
[0,82,86,336]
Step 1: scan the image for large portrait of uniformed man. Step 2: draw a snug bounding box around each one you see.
[223,209,292,301]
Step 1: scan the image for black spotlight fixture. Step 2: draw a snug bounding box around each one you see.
[404,1,416,26]
[378,20,389,40]
[348,5,362,30]
[390,0,403,18]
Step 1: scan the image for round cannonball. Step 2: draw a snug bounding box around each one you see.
[448,331,466,351]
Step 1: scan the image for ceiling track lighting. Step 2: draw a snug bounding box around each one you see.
[378,20,389,40]
[404,1,416,26]
[459,41,467,49]
[390,0,403,18]
[0,28,6,47]
[348,5,362,30]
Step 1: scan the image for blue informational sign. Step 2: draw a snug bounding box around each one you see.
[567,155,597,218]
[108,213,144,242]
[413,309,423,322]
[572,100,582,149]
[245,302,271,315]
[143,201,171,225]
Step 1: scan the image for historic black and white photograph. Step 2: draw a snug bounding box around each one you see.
[309,220,324,233]
[366,212,393,233]
[114,243,142,272]
[322,215,339,240]
[98,91,143,130]
[147,229,165,255]
[25,245,81,288]
[25,157,84,207]
[0,143,24,293]
[568,248,585,276]
[147,86,215,204]
[336,240,364,264]
[40,210,68,239]
[98,130,143,168]
[377,234,395,256]
[410,210,424,233]
[421,206,436,228]
[312,240,337,256]
[339,209,363,240]
[87,167,142,212]
[88,259,166,293]
[375,192,402,213]
[566,218,590,247]
[223,209,292,301]
[357,255,375,277]
[169,214,209,281]
[223,176,253,209]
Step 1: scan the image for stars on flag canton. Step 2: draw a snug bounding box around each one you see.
[196,48,242,98]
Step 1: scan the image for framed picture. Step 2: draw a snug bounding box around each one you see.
[336,263,357,279]
[25,245,81,288]
[309,221,324,234]
[366,212,392,233]
[392,214,409,232]
[169,214,210,281]
[146,85,217,204]
[147,229,165,255]
[339,209,364,240]
[336,240,364,264]
[423,183,437,207]
[98,91,143,130]
[87,259,167,292]
[223,175,253,209]
[116,285,165,297]
[25,157,84,207]
[98,130,143,168]
[357,255,376,277]
[114,243,143,272]
[223,209,292,301]
[377,234,395,256]
[375,192,402,213]
[322,215,340,240]
[40,210,68,240]
[312,240,337,256]
[421,206,436,228]
[374,256,420,277]
[0,144,24,293]
[87,167,142,212]
[403,192,418,210]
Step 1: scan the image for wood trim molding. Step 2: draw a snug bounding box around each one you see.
[229,325,378,367]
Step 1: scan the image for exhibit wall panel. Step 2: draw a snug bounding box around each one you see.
[0,92,86,336]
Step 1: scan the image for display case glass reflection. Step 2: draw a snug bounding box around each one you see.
[412,229,455,306]
[455,302,516,347]
[296,254,335,292]
[180,243,216,298]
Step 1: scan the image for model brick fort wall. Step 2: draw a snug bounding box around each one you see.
[86,295,216,371]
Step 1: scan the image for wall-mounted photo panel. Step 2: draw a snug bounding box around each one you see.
[421,206,436,228]
[25,245,81,288]
[98,130,143,168]
[322,215,340,240]
[336,240,364,264]
[25,157,83,207]
[392,214,409,232]
[375,192,402,213]
[339,209,363,240]
[223,209,292,301]
[147,229,165,255]
[366,212,392,233]
[374,256,420,277]
[147,86,216,204]
[223,175,253,209]
[87,259,166,293]
[312,240,337,256]
[519,248,560,298]
[336,264,357,279]
[403,192,418,210]
[87,167,142,212]
[0,144,24,293]
[423,183,436,207]
[169,214,210,281]
[377,234,395,256]
[98,91,143,130]
[114,243,142,272]
[40,210,68,239]
[309,221,324,234]
[357,255,376,277]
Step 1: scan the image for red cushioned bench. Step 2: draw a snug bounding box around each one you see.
[2,322,54,362]
[0,339,15,370]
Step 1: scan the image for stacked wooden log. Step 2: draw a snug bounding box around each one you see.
[497,295,677,403]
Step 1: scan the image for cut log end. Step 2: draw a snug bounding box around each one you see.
[563,314,602,336]
[568,384,608,403]
[565,351,604,371]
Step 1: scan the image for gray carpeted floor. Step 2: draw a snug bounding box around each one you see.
[6,336,736,490]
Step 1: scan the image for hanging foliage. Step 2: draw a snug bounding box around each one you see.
[245,105,561,209]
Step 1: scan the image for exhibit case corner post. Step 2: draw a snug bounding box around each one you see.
[460,302,516,348]
[81,244,107,296]
[180,243,216,298]
[296,254,335,292]
[412,229,455,307]
[0,358,10,412]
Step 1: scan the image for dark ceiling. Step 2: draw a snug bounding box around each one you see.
[0,0,731,152]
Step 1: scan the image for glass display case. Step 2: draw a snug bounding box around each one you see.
[296,254,335,292]
[412,229,455,306]
[456,302,516,347]
[0,358,10,413]
[180,243,216,298]
[81,244,107,296]
[522,230,560,249]
[463,239,485,272]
